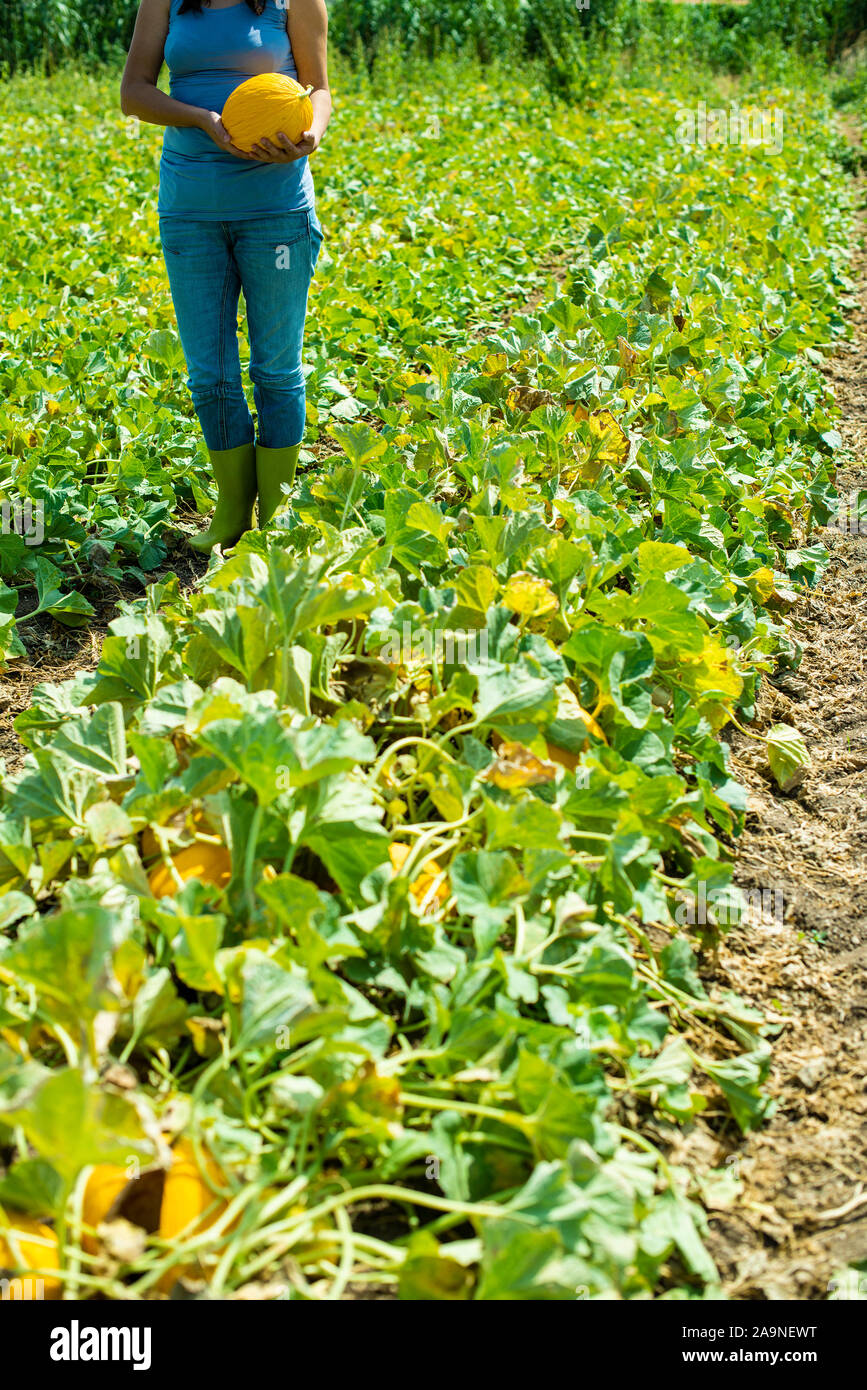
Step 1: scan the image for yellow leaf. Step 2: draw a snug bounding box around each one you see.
[545,686,607,765]
[482,741,558,789]
[745,566,776,604]
[332,1062,403,1119]
[680,637,744,703]
[507,385,555,415]
[502,571,558,618]
[617,336,638,374]
[0,1027,28,1057]
[569,406,629,463]
[483,352,509,376]
[563,406,630,485]
[545,742,582,771]
[186,1016,224,1058]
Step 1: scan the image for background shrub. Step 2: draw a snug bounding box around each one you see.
[1,0,866,77]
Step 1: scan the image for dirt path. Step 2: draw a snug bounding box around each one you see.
[0,534,205,778]
[703,173,867,1301]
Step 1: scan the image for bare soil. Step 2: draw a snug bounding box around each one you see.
[0,531,205,777]
[699,176,867,1300]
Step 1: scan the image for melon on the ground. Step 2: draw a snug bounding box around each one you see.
[147,843,233,898]
[156,1139,231,1292]
[0,1214,62,1298]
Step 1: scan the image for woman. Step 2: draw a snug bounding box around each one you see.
[121,0,331,552]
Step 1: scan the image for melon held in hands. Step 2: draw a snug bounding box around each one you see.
[222,73,314,153]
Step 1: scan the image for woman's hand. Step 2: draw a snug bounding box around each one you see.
[198,110,252,158]
[247,128,321,163]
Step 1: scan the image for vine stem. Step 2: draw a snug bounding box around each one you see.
[276,1182,508,1233]
[396,807,482,881]
[368,734,457,787]
[400,1091,531,1133]
[513,900,527,957]
[243,801,263,919]
[235,1229,399,1288]
[726,710,766,742]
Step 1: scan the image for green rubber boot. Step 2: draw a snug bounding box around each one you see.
[189,442,258,554]
[256,443,301,528]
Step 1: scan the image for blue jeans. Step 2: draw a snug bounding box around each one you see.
[159,209,323,452]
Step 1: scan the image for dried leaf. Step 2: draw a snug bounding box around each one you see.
[507,385,556,414]
[98,1217,148,1264]
[482,740,558,789]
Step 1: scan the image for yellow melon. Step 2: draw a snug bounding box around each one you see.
[148,843,233,898]
[80,1165,132,1256]
[156,1139,231,1293]
[222,74,314,153]
[0,1213,62,1298]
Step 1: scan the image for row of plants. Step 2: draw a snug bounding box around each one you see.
[0,64,851,1295]
[0,59,750,636]
[1,60,851,644]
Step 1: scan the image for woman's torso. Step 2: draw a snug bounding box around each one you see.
[159,0,314,221]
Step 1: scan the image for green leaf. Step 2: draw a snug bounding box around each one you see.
[639,1187,719,1285]
[0,1067,156,1185]
[237,951,319,1048]
[328,421,389,469]
[0,1158,64,1217]
[0,905,130,1038]
[450,850,527,953]
[127,968,189,1048]
[563,624,654,728]
[473,657,558,729]
[30,557,95,629]
[172,916,224,994]
[766,722,811,792]
[398,1232,474,1301]
[700,1046,774,1131]
[143,329,186,371]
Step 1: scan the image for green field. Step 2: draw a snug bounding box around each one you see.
[0,43,857,1299]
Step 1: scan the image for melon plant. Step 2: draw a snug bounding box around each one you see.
[0,59,851,1304]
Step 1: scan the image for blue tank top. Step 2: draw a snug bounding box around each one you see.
[159,0,314,220]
